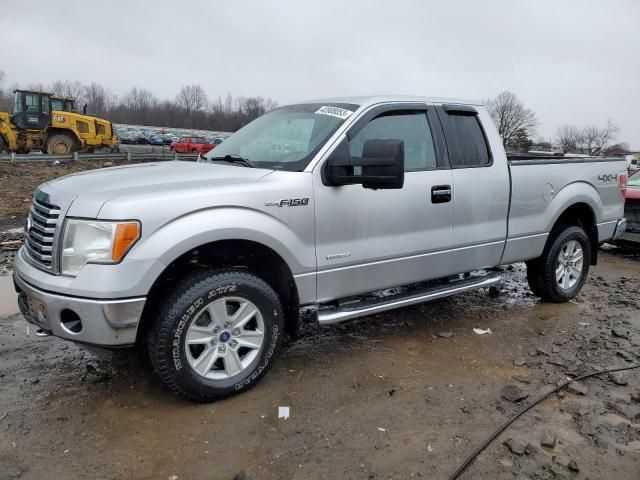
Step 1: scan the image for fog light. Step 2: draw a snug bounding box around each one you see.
[60,309,82,334]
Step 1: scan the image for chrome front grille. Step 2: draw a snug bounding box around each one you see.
[25,198,60,270]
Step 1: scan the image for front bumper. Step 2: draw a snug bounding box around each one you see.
[13,272,145,347]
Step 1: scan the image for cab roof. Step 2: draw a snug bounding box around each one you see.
[299,95,483,107]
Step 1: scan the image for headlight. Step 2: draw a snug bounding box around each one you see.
[61,219,140,276]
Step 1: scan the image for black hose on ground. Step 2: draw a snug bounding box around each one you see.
[449,363,640,480]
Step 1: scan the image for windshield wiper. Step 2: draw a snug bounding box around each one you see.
[209,154,257,168]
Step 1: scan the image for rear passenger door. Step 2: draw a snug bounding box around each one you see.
[436,105,510,271]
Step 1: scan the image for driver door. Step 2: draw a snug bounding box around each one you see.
[313,104,455,302]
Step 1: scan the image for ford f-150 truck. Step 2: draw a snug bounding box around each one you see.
[13,96,628,402]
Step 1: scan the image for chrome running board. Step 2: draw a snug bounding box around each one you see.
[316,273,502,325]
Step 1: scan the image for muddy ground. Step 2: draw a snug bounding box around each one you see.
[1,247,639,480]
[0,146,176,230]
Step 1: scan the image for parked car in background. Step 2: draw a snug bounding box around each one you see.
[117,131,137,144]
[617,169,640,246]
[147,135,165,146]
[170,135,214,154]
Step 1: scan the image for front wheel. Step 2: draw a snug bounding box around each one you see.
[526,225,591,302]
[148,270,284,402]
[46,133,77,155]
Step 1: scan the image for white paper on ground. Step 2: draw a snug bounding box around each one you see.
[278,406,290,419]
[473,328,492,335]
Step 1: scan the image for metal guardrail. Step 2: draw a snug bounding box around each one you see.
[0,151,199,163]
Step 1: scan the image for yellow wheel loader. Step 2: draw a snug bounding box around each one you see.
[0,90,117,154]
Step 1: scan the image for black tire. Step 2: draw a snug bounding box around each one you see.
[526,225,591,302]
[148,269,284,402]
[46,133,77,155]
[0,136,7,154]
[525,259,545,297]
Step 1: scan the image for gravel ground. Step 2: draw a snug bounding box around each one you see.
[0,248,639,480]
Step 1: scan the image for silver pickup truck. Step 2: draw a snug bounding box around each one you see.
[13,95,628,401]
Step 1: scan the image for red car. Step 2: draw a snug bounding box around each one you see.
[170,135,215,154]
[620,170,640,245]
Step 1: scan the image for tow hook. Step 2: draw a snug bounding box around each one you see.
[35,328,51,337]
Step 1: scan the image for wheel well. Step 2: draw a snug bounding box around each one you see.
[137,240,301,345]
[550,203,598,265]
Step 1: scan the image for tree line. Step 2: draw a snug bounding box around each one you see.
[0,71,277,132]
[0,71,633,154]
[485,90,631,156]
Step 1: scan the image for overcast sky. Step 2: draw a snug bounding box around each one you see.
[2,0,638,147]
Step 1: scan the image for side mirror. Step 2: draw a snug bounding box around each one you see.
[325,138,404,189]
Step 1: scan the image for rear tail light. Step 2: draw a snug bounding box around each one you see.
[619,171,628,198]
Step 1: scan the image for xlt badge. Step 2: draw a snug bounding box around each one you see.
[265,198,309,207]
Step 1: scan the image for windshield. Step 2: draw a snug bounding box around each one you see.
[630,170,640,187]
[206,103,359,171]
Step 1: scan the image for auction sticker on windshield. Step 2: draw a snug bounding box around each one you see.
[315,106,354,119]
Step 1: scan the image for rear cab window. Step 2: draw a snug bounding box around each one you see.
[437,105,491,168]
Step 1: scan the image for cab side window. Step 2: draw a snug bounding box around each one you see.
[349,111,437,171]
[442,113,490,167]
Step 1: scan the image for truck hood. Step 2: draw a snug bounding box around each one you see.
[44,161,272,218]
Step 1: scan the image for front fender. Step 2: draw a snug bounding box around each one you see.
[129,206,315,277]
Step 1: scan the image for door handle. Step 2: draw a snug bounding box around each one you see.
[431,185,452,203]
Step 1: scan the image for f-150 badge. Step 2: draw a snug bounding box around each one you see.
[265,198,310,207]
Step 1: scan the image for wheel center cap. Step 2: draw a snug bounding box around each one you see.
[219,331,231,343]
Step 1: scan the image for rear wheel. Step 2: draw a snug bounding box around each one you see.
[526,225,591,302]
[0,137,7,154]
[191,149,197,153]
[148,269,284,402]
[46,133,77,155]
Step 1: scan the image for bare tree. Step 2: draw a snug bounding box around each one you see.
[84,82,115,116]
[485,91,538,147]
[175,85,208,113]
[123,87,157,111]
[50,80,85,106]
[554,121,619,156]
[554,125,582,154]
[603,142,630,157]
[580,120,618,156]
[0,71,10,111]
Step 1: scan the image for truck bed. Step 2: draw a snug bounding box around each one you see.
[501,156,627,264]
